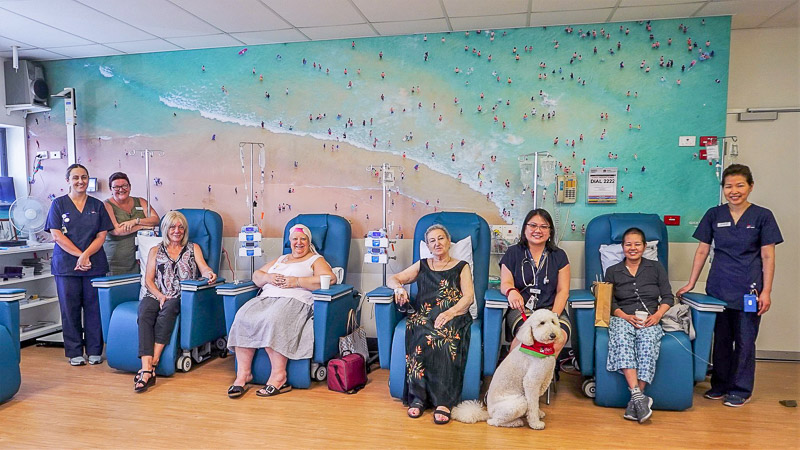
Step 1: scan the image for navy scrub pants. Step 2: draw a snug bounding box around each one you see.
[711,308,761,398]
[55,275,103,358]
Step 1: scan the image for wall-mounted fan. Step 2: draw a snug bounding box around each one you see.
[8,196,47,245]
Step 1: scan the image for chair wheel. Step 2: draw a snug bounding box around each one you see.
[314,365,327,381]
[215,337,227,351]
[582,379,596,398]
[178,355,192,372]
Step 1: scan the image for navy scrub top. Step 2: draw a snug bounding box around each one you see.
[693,204,783,309]
[499,245,569,310]
[45,194,114,277]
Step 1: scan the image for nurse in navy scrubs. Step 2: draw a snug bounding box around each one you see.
[46,164,114,366]
[677,164,783,407]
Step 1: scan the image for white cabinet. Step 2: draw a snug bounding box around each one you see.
[0,243,61,341]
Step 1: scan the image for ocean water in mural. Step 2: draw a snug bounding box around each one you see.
[32,16,730,240]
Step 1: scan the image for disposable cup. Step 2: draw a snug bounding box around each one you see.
[635,311,649,322]
[320,275,331,290]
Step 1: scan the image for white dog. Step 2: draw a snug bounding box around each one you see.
[452,308,562,429]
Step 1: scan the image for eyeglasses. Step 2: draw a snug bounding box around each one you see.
[111,184,130,191]
[525,223,550,231]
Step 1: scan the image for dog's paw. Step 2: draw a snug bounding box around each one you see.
[529,420,546,430]
[488,418,524,428]
[538,410,546,419]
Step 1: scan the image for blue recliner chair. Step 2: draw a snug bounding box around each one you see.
[92,209,226,376]
[369,212,490,401]
[216,214,359,388]
[568,213,725,410]
[0,289,24,403]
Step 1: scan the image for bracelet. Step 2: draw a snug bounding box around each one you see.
[136,218,140,225]
[394,287,404,294]
[504,287,519,297]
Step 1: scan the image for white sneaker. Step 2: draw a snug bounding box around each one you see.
[70,356,86,366]
[88,355,103,365]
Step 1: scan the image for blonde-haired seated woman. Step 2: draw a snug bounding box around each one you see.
[135,211,217,392]
[388,224,474,425]
[226,225,337,398]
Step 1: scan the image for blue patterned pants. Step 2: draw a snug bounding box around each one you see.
[606,316,664,384]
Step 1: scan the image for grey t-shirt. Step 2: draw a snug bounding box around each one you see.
[604,258,674,315]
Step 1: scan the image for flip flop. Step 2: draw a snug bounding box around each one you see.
[256,382,292,397]
[433,407,451,425]
[227,385,249,399]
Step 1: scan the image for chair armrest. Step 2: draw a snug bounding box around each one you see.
[180,278,226,292]
[368,286,400,369]
[568,289,595,309]
[311,283,354,302]
[680,292,725,382]
[484,288,508,309]
[680,292,726,312]
[365,286,394,304]
[92,273,141,288]
[217,281,259,334]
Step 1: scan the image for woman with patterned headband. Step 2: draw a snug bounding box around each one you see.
[226,224,337,398]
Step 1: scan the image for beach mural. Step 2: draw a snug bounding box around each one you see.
[27,16,730,241]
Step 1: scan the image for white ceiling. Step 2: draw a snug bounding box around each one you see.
[0,0,797,60]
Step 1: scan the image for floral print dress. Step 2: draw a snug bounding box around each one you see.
[405,259,472,409]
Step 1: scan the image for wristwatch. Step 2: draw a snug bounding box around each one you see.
[394,287,404,295]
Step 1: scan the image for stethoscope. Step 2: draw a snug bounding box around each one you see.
[521,248,549,309]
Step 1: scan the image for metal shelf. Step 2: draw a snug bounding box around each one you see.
[19,296,58,310]
[20,323,61,341]
[0,272,53,286]
[0,243,54,255]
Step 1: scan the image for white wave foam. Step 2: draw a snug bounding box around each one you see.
[99,66,114,78]
[98,136,112,141]
[504,134,524,145]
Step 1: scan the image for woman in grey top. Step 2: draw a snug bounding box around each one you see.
[604,227,673,424]
[103,172,159,275]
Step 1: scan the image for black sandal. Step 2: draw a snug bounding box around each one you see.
[134,370,156,393]
[433,407,451,425]
[256,382,292,397]
[407,403,424,419]
[227,385,249,399]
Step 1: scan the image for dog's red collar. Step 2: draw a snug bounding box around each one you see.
[519,340,555,358]
[518,309,556,358]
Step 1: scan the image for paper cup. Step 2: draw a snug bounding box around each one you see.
[320,275,331,290]
[635,311,648,322]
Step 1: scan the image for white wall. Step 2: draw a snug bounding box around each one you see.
[1,57,30,199]
[725,27,799,355]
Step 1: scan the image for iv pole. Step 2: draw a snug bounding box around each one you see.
[365,163,398,286]
[518,151,553,210]
[239,142,265,277]
[129,149,165,218]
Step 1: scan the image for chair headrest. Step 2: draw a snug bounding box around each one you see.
[283,214,351,280]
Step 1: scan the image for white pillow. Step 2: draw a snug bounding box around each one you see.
[419,236,477,319]
[599,240,659,275]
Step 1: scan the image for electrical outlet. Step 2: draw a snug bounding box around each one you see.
[36,151,48,159]
[679,136,697,147]
[49,151,62,159]
[492,225,517,239]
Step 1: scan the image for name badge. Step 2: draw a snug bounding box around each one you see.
[135,206,144,211]
[529,288,541,295]
[717,222,731,228]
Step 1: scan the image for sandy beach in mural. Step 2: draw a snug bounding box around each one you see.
[27,114,502,237]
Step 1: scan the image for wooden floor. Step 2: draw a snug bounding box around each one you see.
[1,346,798,449]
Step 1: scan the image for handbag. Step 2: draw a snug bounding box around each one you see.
[327,351,367,394]
[592,281,613,328]
[339,308,369,363]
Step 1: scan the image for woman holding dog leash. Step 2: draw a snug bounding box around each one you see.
[499,209,571,356]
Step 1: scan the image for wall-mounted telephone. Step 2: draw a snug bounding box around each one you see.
[557,174,577,203]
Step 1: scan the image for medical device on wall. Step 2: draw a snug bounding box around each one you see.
[239,225,262,257]
[128,149,164,220]
[51,88,76,165]
[556,174,577,203]
[364,164,400,284]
